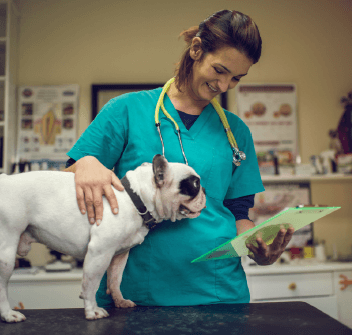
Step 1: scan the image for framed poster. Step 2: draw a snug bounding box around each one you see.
[236,84,298,174]
[91,84,228,121]
[17,85,79,161]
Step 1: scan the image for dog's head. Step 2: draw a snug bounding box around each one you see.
[152,154,206,222]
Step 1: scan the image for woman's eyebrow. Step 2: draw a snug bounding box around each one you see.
[216,63,248,77]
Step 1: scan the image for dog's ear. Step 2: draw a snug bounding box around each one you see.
[153,154,169,188]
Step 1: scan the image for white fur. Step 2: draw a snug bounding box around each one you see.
[0,160,205,322]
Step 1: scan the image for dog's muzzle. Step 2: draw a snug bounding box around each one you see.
[179,188,206,218]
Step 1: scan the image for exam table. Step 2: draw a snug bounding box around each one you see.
[0,302,351,334]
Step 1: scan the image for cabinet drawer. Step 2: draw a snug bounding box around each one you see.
[250,272,333,300]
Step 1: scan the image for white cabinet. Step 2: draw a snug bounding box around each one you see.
[334,270,352,329]
[245,262,352,329]
[250,272,334,300]
[0,0,19,174]
[8,269,83,309]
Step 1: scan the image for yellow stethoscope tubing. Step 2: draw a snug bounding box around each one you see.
[155,77,245,166]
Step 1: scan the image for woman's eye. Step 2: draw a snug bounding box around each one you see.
[233,77,240,82]
[214,67,222,74]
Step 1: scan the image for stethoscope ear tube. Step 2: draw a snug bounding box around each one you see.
[155,78,246,166]
[155,122,188,165]
[155,123,165,157]
[176,129,188,165]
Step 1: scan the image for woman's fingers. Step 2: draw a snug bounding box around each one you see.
[103,185,119,216]
[80,183,122,225]
[92,187,104,225]
[76,185,87,215]
[84,187,96,224]
[72,157,125,224]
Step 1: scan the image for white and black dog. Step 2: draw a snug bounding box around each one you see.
[0,154,206,322]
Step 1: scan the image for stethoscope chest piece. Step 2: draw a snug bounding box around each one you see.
[233,148,246,166]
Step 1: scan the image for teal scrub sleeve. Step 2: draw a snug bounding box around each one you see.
[67,97,129,169]
[225,118,265,199]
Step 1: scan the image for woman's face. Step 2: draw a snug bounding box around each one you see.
[189,45,253,102]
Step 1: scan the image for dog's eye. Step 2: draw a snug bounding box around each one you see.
[179,176,200,199]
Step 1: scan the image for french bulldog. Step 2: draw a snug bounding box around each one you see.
[0,154,206,322]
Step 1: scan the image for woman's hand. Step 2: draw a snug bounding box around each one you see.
[65,156,124,225]
[246,226,295,265]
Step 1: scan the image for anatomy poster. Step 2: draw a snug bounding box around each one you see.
[17,85,79,160]
[236,84,298,174]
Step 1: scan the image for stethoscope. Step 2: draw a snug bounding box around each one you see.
[155,77,246,167]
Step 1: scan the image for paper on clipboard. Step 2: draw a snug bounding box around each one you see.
[191,207,340,263]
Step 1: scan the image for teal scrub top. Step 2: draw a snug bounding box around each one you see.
[67,87,265,307]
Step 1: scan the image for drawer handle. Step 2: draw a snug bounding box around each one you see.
[288,283,297,290]
[339,274,352,291]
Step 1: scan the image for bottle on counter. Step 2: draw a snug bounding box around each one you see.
[315,240,327,262]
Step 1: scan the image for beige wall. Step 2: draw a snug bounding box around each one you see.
[16,0,352,264]
[17,0,352,161]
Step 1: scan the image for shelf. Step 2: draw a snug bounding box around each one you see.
[261,173,352,183]
[243,260,352,275]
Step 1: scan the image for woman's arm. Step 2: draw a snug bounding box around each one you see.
[236,219,255,236]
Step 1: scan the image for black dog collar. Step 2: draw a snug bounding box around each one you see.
[120,176,158,230]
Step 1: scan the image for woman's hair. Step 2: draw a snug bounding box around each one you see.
[175,10,262,91]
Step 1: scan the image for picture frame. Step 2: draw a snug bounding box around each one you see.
[235,83,299,175]
[91,83,228,121]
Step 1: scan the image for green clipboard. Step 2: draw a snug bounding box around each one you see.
[191,206,341,263]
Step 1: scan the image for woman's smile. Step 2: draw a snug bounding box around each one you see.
[206,82,218,93]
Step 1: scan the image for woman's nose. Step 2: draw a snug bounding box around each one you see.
[218,77,233,93]
[218,80,228,93]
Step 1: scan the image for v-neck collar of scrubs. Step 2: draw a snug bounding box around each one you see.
[162,93,214,140]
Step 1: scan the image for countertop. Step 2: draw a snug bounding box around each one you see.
[261,173,352,182]
[242,259,352,275]
[0,302,351,335]
[9,261,352,282]
[9,268,84,282]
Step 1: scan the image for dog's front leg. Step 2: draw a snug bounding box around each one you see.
[106,250,136,308]
[81,246,116,321]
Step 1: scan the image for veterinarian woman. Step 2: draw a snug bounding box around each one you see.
[65,10,294,308]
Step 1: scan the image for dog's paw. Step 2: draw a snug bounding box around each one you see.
[1,310,26,323]
[114,299,136,308]
[85,307,109,320]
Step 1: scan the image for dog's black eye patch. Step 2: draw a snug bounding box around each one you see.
[179,176,200,199]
